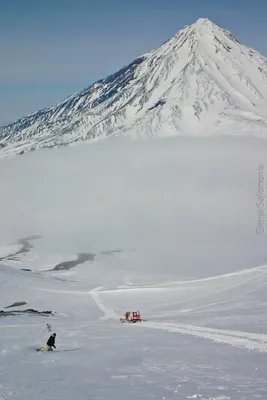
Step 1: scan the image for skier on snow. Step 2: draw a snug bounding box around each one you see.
[46,333,56,351]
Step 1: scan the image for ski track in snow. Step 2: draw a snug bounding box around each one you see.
[90,269,267,353]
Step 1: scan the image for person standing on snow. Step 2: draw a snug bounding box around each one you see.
[46,333,57,351]
[125,311,131,320]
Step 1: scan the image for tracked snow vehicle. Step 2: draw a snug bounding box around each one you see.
[120,311,145,323]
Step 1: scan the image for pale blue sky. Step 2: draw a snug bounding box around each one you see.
[2,0,267,126]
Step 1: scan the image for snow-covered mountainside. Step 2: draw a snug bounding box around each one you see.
[1,136,267,399]
[1,17,267,157]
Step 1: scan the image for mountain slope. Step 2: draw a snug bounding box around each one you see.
[1,17,267,157]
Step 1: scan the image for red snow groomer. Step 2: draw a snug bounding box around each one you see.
[120,311,143,323]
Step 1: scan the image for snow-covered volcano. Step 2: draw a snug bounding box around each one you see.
[1,17,267,157]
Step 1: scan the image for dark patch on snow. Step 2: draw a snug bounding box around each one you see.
[52,253,95,271]
[148,99,166,111]
[0,309,53,318]
[0,235,41,262]
[5,301,27,309]
[51,249,122,271]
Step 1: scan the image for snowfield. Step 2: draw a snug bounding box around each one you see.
[1,136,267,399]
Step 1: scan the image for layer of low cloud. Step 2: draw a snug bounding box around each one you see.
[1,136,267,278]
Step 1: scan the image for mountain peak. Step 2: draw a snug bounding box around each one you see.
[173,18,230,54]
[190,17,219,35]
[194,17,214,26]
[178,17,215,35]
[1,19,267,157]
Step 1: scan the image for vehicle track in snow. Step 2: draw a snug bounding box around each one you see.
[175,269,267,316]
[90,286,118,319]
[90,268,267,353]
[140,321,267,353]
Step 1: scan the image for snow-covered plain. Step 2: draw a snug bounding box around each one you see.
[1,136,267,400]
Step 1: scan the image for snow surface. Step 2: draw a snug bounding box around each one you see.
[0,136,267,399]
[1,18,267,158]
